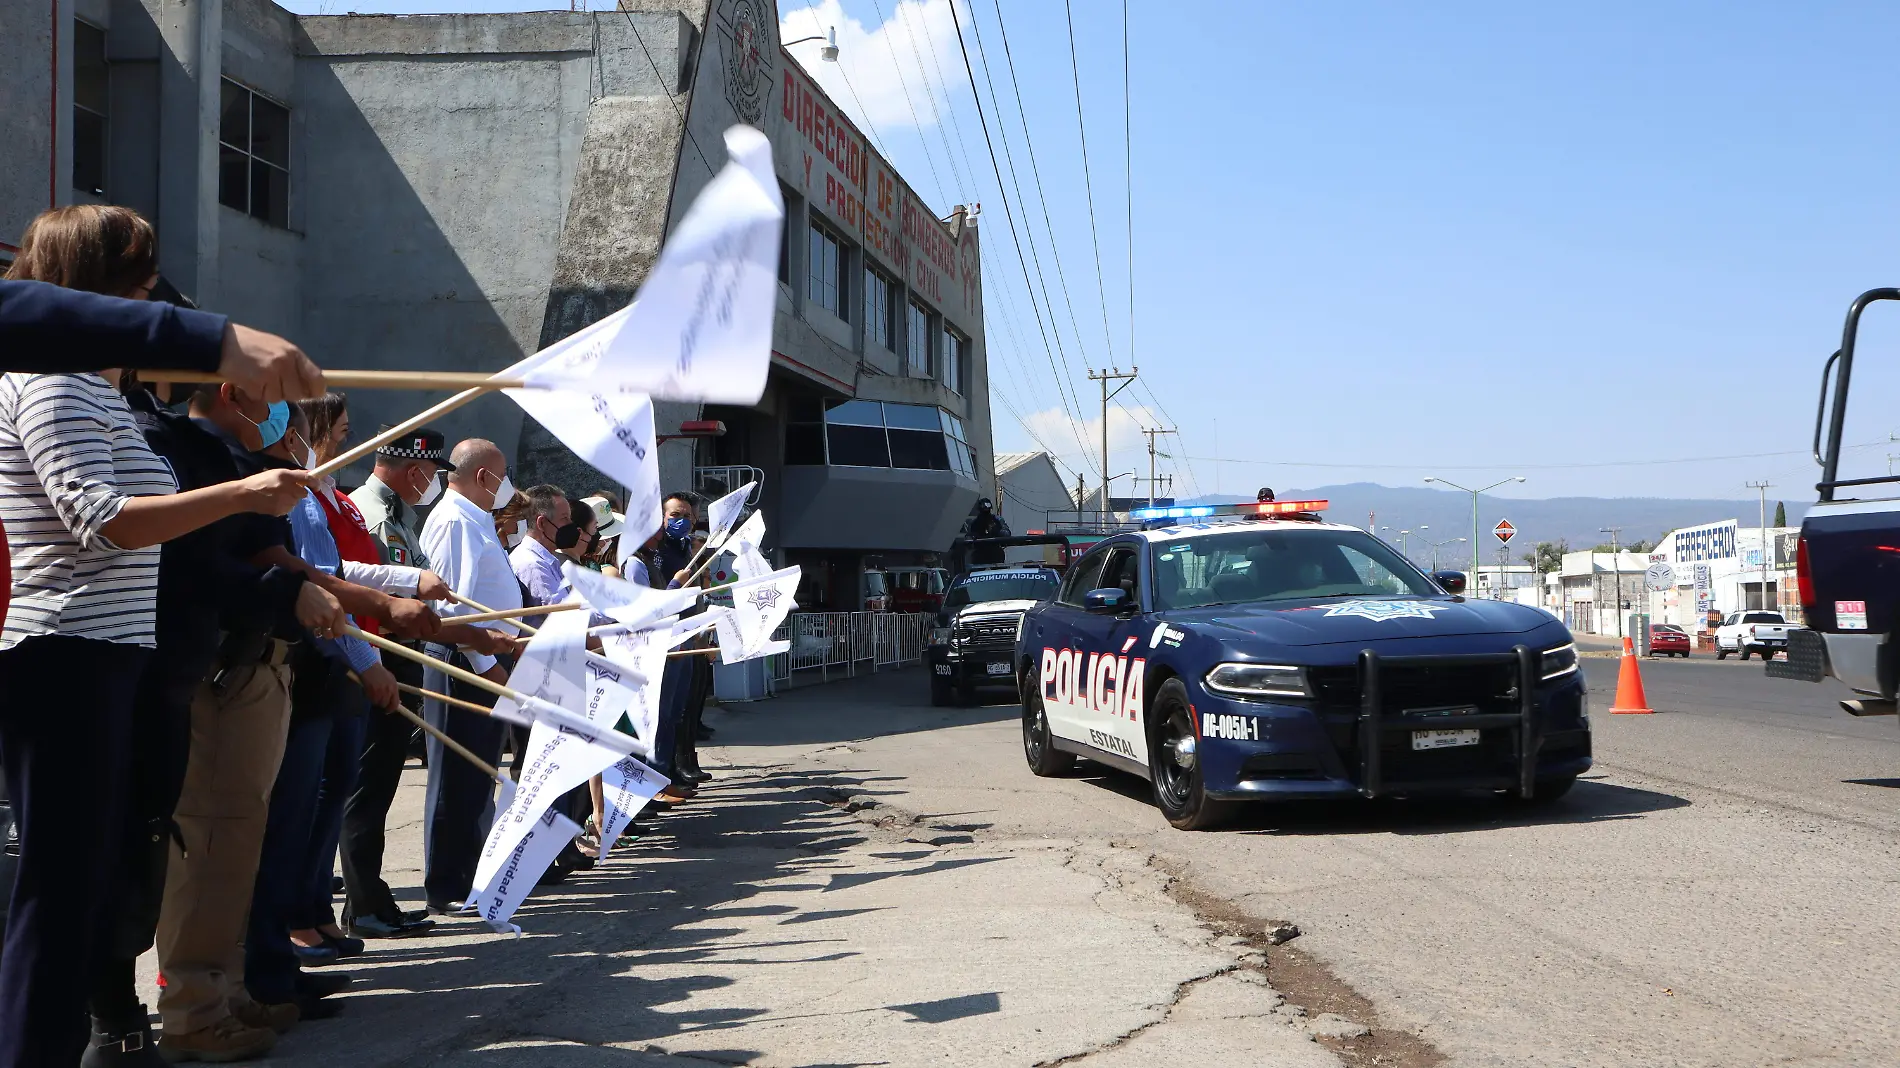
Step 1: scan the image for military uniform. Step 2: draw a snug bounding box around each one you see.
[337,433,452,937]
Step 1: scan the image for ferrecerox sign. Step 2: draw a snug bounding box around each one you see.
[1671,521,1737,563]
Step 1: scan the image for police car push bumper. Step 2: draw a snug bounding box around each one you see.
[1182,647,1590,800]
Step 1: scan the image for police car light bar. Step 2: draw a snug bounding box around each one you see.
[1130,500,1329,521]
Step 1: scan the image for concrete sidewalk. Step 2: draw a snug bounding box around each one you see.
[135,676,1343,1066]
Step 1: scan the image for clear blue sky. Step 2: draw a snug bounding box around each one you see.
[280,0,1900,502]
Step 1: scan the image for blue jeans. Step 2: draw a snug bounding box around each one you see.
[244,713,330,1004]
[292,704,365,930]
[648,656,695,782]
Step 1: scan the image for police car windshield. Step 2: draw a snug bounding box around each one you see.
[945,570,1058,608]
[1150,527,1440,610]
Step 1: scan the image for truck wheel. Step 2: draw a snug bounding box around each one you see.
[1149,678,1233,831]
[1716,648,1729,660]
[1739,646,1752,661]
[930,675,952,706]
[1516,775,1577,805]
[1021,684,1075,777]
[1759,648,1776,661]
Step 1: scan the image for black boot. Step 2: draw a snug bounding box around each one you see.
[80,1007,165,1067]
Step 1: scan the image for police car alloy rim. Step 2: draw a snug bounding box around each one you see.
[1155,707,1197,809]
[1023,688,1050,763]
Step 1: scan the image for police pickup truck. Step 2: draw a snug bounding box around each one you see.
[1772,287,1900,719]
[1014,499,1592,829]
[926,565,1062,706]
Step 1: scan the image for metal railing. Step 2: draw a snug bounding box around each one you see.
[694,465,764,505]
[761,611,933,692]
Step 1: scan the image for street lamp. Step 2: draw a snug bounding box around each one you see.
[784,25,841,61]
[1428,536,1467,571]
[1424,475,1526,577]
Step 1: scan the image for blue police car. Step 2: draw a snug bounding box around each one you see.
[1014,500,1591,829]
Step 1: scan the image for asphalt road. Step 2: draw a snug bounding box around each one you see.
[720,653,1900,1068]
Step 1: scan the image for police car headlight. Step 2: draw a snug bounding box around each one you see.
[1204,663,1310,699]
[1541,642,1578,681]
[930,627,952,645]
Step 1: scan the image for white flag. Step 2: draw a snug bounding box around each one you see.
[666,606,730,650]
[515,126,783,404]
[502,374,660,552]
[728,565,801,656]
[488,611,640,757]
[596,753,667,862]
[705,482,756,545]
[600,626,669,745]
[465,805,583,935]
[565,561,701,630]
[582,655,646,759]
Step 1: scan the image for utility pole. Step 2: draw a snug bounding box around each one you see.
[1425,475,1526,578]
[1141,427,1178,507]
[1088,367,1139,522]
[1600,526,1623,638]
[1747,479,1773,611]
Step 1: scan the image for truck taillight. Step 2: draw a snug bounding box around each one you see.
[1796,534,1814,609]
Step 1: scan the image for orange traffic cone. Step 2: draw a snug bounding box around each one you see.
[1608,635,1654,715]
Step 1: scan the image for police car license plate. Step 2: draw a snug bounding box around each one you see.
[1412,729,1480,750]
[987,662,1011,676]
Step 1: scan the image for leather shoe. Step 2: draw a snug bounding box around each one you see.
[230,997,299,1035]
[295,971,352,1001]
[685,767,714,783]
[292,942,339,966]
[401,908,431,925]
[424,899,463,917]
[156,1015,275,1062]
[348,914,436,939]
[80,1008,164,1067]
[321,932,365,959]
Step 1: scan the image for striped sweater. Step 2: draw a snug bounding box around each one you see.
[0,373,178,648]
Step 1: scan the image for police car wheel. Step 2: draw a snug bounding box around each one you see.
[1021,682,1075,777]
[1516,775,1577,805]
[1148,678,1232,831]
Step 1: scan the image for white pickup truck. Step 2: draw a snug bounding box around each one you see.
[1715,611,1797,661]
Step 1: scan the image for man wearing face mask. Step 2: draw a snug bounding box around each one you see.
[341,430,453,938]
[510,485,581,629]
[416,439,524,914]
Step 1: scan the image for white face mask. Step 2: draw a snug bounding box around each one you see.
[506,528,526,549]
[487,471,516,510]
[415,470,444,507]
[302,445,318,471]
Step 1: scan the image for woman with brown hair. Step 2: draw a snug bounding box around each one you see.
[0,205,314,1067]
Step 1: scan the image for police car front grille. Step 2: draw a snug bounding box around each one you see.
[1307,662,1518,716]
[954,615,1022,650]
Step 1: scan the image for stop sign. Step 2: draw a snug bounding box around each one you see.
[1493,518,1516,544]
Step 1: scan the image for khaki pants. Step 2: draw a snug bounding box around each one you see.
[155,663,292,1035]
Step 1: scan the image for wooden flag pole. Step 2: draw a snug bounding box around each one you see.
[140,369,529,391]
[449,602,583,625]
[346,671,501,781]
[346,624,525,706]
[312,384,498,478]
[445,589,538,635]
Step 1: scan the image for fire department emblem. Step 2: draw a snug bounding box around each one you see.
[718,0,774,126]
[746,584,782,612]
[1321,600,1448,622]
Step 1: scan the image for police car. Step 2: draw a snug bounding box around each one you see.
[926,565,1062,706]
[1014,499,1591,829]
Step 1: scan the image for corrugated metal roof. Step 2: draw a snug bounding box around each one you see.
[995,451,1049,476]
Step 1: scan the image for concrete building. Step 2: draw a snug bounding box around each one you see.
[2,0,992,611]
[1559,551,1651,636]
[1644,519,1799,634]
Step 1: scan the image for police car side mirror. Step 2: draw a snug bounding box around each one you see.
[1085,588,1130,614]
[1432,570,1467,594]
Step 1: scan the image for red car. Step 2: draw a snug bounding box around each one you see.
[1649,624,1691,657]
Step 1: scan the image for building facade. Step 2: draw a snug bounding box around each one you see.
[2,0,992,611]
[1644,519,1799,633]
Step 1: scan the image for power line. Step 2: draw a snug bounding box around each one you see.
[891,0,970,195]
[1062,0,1117,366]
[1181,438,1897,472]
[1122,0,1135,377]
[620,11,713,175]
[990,0,1099,376]
[949,0,1096,469]
[799,6,891,160]
[909,0,991,200]
[865,0,949,204]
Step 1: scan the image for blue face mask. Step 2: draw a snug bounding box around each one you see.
[665,516,692,540]
[254,401,289,449]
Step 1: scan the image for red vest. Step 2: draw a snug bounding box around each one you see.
[314,487,388,635]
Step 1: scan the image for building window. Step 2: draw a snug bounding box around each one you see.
[784,399,975,477]
[941,325,967,395]
[906,299,934,378]
[807,218,848,321]
[219,79,290,227]
[778,183,797,284]
[72,20,108,195]
[864,268,896,353]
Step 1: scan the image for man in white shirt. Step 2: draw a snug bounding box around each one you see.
[415,438,521,913]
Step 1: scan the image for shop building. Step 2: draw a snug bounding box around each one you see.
[2,0,992,611]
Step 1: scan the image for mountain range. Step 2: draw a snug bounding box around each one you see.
[1183,482,1804,557]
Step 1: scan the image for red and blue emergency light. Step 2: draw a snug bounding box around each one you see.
[1130,499,1329,522]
